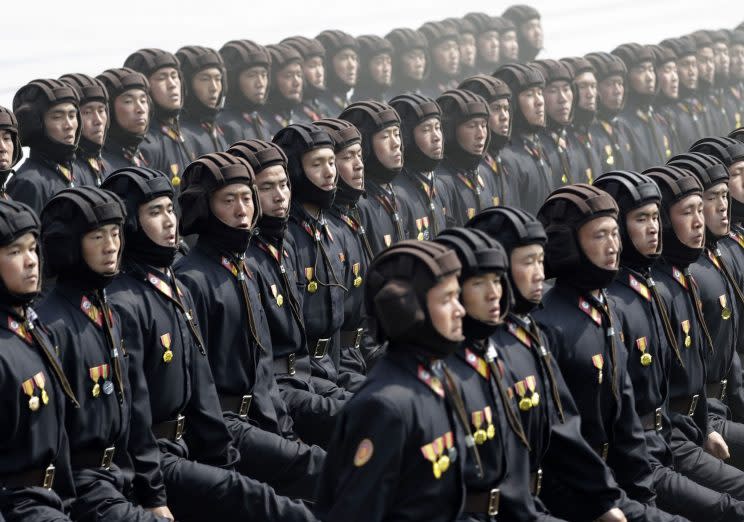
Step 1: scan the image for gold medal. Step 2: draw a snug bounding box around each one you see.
[417,232,424,241]
[473,429,487,445]
[163,350,174,363]
[437,455,450,473]
[531,392,540,407]
[353,276,363,288]
[487,424,496,439]
[92,383,101,398]
[598,370,603,384]
[432,460,442,479]
[171,175,181,187]
[307,281,318,293]
[41,389,49,405]
[722,308,732,320]
[276,294,284,307]
[29,395,40,411]
[640,353,653,366]
[519,397,532,411]
[685,336,692,347]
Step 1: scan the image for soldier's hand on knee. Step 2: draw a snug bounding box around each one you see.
[704,430,731,460]
[595,507,626,522]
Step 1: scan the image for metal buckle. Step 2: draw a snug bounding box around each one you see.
[533,468,543,496]
[313,338,330,359]
[720,379,728,401]
[175,414,185,440]
[101,446,115,470]
[42,464,55,489]
[654,407,662,432]
[239,395,252,418]
[353,328,363,349]
[689,394,699,417]
[288,353,296,376]
[487,488,500,517]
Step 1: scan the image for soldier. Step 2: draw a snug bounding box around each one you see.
[709,30,736,131]
[0,106,22,198]
[217,40,272,142]
[315,240,469,522]
[497,16,520,64]
[281,36,329,119]
[97,68,150,170]
[726,30,744,129]
[339,101,409,254]
[173,152,326,500]
[463,13,502,75]
[7,79,80,215]
[61,74,110,186]
[262,44,314,137]
[418,21,461,98]
[103,167,318,521]
[38,187,173,521]
[434,89,496,226]
[351,35,393,103]
[0,200,79,522]
[649,45,682,153]
[385,28,428,96]
[448,17,478,80]
[176,46,228,156]
[501,4,543,62]
[125,49,195,184]
[315,30,359,115]
[690,32,724,136]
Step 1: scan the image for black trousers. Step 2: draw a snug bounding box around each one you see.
[670,432,744,500]
[0,489,71,522]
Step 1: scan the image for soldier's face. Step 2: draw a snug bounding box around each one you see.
[489,99,510,137]
[730,44,744,79]
[372,126,403,170]
[210,183,255,230]
[629,62,655,95]
[413,117,443,160]
[333,49,358,87]
[597,75,624,111]
[80,101,107,146]
[703,183,730,237]
[149,67,182,111]
[433,39,460,76]
[369,53,393,87]
[578,216,620,271]
[426,273,465,342]
[459,33,477,68]
[477,31,500,65]
[728,161,744,206]
[657,61,679,100]
[255,165,290,218]
[456,117,488,156]
[500,30,519,62]
[303,56,325,89]
[696,47,715,84]
[239,66,269,105]
[518,87,545,127]
[670,194,705,248]
[543,80,573,126]
[626,203,660,257]
[461,272,503,324]
[335,143,364,191]
[0,130,15,171]
[0,233,39,296]
[520,19,543,51]
[510,244,545,303]
[677,56,698,90]
[301,147,337,191]
[81,224,121,275]
[192,67,223,109]
[574,72,597,112]
[114,89,149,135]
[276,63,303,102]
[138,196,177,248]
[401,49,426,80]
[713,42,730,78]
[43,102,78,145]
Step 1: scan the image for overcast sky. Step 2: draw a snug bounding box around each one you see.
[2,0,741,108]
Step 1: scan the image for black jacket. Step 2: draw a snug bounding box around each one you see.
[7,151,76,215]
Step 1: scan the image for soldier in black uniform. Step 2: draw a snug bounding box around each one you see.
[262,44,315,137]
[38,187,173,521]
[316,240,470,522]
[175,46,228,156]
[339,100,410,253]
[389,93,448,239]
[463,13,502,75]
[173,152,325,500]
[691,31,728,137]
[709,30,735,131]
[217,40,272,142]
[0,200,79,522]
[419,21,461,99]
[60,74,110,186]
[435,89,497,226]
[0,106,22,198]
[501,4,543,62]
[497,16,520,65]
[649,44,683,155]
[448,17,477,81]
[281,36,329,119]
[351,35,393,103]
[103,167,319,521]
[315,30,359,116]
[7,79,80,215]
[97,68,150,170]
[385,27,429,96]
[724,30,744,130]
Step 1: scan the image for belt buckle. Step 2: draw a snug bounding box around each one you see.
[42,464,55,490]
[533,468,543,496]
[288,353,296,376]
[689,394,699,417]
[600,442,609,461]
[175,414,185,440]
[101,446,115,470]
[239,394,252,418]
[720,379,728,401]
[487,488,500,517]
[313,338,329,359]
[353,328,363,349]
[654,407,662,432]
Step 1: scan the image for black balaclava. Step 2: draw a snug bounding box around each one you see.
[0,200,42,306]
[538,183,621,291]
[178,152,260,254]
[59,73,109,162]
[459,74,513,153]
[219,40,271,114]
[316,30,359,100]
[594,170,663,272]
[644,165,704,268]
[691,136,744,221]
[585,52,628,120]
[649,44,678,108]
[493,63,545,135]
[124,48,183,123]
[502,4,542,62]
[561,56,596,128]
[467,205,547,314]
[437,89,491,171]
[101,167,177,268]
[41,186,126,290]
[611,43,657,109]
[176,46,227,125]
[273,123,337,209]
[691,31,715,95]
[533,59,575,133]
[365,239,463,358]
[339,100,403,185]
[13,79,81,164]
[435,227,512,340]
[354,35,394,102]
[0,106,23,188]
[281,36,327,103]
[266,44,305,115]
[419,21,461,87]
[464,12,502,73]
[386,28,429,94]
[97,68,150,152]
[390,93,443,172]
[660,36,699,100]
[227,139,290,241]
[313,118,364,206]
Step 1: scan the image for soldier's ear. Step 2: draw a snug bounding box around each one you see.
[373,279,425,339]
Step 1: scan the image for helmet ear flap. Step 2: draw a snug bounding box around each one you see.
[373,279,425,339]
[543,225,581,278]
